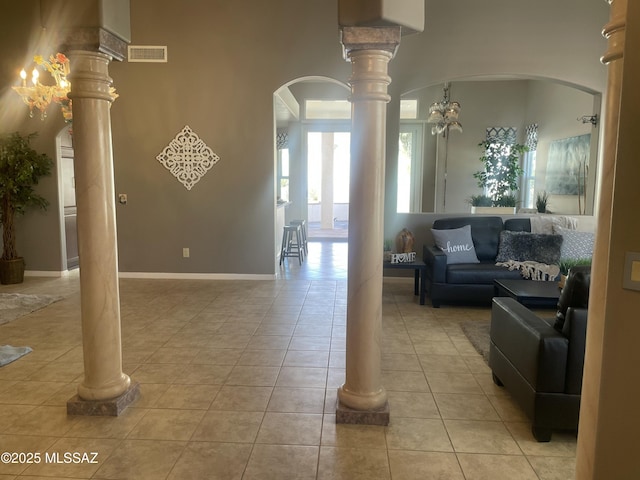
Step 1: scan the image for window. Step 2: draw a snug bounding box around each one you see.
[478,127,523,205]
[522,124,538,209]
[305,100,351,120]
[400,99,418,120]
[276,132,290,202]
[397,124,423,213]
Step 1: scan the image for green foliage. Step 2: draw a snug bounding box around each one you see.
[468,194,493,206]
[473,139,528,206]
[383,239,393,251]
[536,190,550,213]
[558,258,592,276]
[0,132,53,260]
[494,194,517,207]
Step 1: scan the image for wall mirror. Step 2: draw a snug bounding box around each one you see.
[397,78,601,215]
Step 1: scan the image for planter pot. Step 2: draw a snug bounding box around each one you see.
[471,206,517,214]
[0,257,25,285]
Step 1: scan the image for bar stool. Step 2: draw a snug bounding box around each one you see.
[279,224,304,265]
[289,219,308,255]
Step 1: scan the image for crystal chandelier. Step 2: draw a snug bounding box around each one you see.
[12,53,118,124]
[427,83,462,135]
[12,53,72,122]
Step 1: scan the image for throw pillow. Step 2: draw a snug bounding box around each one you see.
[554,226,595,261]
[431,225,480,265]
[495,231,563,265]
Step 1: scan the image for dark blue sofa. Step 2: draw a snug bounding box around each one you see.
[423,216,534,307]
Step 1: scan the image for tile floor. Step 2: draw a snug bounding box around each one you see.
[0,241,577,479]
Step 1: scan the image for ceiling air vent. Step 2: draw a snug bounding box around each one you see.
[128,46,168,63]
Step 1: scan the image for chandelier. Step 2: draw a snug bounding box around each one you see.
[12,53,72,122]
[427,83,462,135]
[12,53,119,124]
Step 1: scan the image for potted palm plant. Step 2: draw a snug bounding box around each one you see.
[0,132,53,284]
[472,138,528,213]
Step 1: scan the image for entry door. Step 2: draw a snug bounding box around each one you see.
[306,129,350,235]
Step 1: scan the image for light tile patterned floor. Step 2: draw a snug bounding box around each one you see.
[0,241,576,479]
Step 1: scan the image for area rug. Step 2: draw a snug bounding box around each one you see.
[0,293,63,326]
[460,319,491,363]
[0,345,32,366]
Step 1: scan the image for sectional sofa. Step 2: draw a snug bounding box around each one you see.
[423,216,571,307]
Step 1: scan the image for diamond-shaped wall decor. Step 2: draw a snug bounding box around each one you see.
[156,125,220,190]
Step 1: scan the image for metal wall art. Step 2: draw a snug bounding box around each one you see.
[156,125,220,190]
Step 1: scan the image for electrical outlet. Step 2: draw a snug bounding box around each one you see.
[182,247,190,258]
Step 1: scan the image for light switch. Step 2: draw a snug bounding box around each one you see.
[623,252,640,291]
[631,261,640,282]
[118,193,127,205]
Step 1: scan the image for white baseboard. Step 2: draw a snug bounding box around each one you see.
[118,272,276,281]
[24,270,276,281]
[24,270,68,277]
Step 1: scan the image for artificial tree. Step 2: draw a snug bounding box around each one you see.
[0,132,52,284]
[473,138,528,207]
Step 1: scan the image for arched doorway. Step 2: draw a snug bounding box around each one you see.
[274,77,351,247]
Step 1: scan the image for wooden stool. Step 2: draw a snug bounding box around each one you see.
[280,224,304,265]
[289,219,308,255]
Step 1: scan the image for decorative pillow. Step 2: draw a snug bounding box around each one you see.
[431,225,480,265]
[554,226,595,261]
[495,231,563,265]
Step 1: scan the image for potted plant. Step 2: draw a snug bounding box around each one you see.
[472,138,528,213]
[558,258,592,288]
[536,190,550,213]
[469,194,493,207]
[0,132,53,284]
[494,194,517,208]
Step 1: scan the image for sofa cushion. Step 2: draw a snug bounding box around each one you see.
[446,262,523,284]
[503,218,532,232]
[495,231,563,265]
[555,265,591,331]
[554,226,594,261]
[432,216,504,261]
[431,225,480,264]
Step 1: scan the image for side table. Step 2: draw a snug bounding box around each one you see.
[383,259,427,305]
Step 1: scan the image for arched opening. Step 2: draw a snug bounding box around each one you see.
[273,77,351,274]
[397,76,601,215]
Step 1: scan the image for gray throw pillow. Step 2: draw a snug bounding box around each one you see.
[495,231,563,265]
[431,225,480,264]
[554,226,595,261]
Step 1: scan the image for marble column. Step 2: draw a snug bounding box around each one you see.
[65,49,139,415]
[337,26,400,425]
[577,0,637,477]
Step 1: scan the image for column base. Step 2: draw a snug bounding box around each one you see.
[336,398,390,426]
[67,381,140,416]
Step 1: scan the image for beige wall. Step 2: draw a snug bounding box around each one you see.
[523,81,598,215]
[0,0,609,275]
